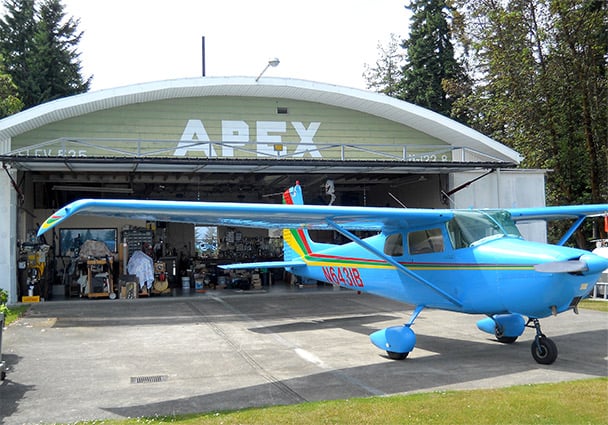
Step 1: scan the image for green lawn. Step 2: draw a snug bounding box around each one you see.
[70,378,608,425]
[579,298,608,312]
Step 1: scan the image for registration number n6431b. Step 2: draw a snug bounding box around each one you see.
[321,266,364,287]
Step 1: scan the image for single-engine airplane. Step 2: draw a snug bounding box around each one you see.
[38,183,608,364]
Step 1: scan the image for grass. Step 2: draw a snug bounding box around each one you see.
[579,298,608,312]
[66,378,608,425]
[2,304,29,325]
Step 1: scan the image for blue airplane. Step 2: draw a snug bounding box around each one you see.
[38,183,608,364]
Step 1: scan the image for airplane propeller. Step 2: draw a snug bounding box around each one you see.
[535,252,608,274]
[534,260,588,273]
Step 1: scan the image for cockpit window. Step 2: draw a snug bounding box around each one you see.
[447,210,522,249]
[408,228,444,255]
[384,233,404,256]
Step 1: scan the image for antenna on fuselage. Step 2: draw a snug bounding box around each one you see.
[261,191,284,198]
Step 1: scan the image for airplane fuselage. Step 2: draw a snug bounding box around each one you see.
[289,234,603,319]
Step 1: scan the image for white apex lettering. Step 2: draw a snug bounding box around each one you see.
[173,120,321,158]
[174,119,217,157]
[293,122,322,158]
[256,121,287,157]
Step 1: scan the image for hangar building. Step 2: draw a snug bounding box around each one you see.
[0,77,545,303]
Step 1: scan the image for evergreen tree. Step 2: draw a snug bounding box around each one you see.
[399,0,468,118]
[0,0,90,109]
[0,0,38,108]
[34,0,90,103]
[363,34,405,97]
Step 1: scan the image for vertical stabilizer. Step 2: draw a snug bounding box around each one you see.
[282,182,315,262]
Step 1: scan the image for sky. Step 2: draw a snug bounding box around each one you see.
[58,0,411,92]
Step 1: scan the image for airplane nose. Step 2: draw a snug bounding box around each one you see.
[580,253,608,275]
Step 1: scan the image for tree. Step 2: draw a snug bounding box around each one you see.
[453,0,607,244]
[399,0,469,118]
[34,0,90,103]
[0,55,23,117]
[0,0,38,108]
[363,34,405,97]
[0,0,90,109]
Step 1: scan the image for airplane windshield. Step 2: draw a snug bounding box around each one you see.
[447,210,521,249]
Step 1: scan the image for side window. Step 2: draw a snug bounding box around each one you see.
[384,233,404,256]
[408,228,445,255]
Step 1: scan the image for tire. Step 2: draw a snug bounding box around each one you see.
[495,327,518,344]
[531,337,558,364]
[387,351,409,360]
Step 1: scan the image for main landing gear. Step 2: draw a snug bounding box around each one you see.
[528,318,558,365]
[477,314,559,364]
[374,310,559,364]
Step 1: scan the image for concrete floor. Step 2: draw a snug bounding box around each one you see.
[1,285,607,424]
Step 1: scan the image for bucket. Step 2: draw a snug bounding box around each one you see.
[181,277,190,290]
[195,280,204,290]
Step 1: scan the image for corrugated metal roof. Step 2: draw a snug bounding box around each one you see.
[0,76,522,163]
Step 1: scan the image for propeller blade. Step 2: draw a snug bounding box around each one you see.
[534,260,588,273]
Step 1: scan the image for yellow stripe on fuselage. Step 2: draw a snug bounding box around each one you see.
[283,228,535,272]
[283,229,308,257]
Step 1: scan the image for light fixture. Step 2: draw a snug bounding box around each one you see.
[255,58,280,82]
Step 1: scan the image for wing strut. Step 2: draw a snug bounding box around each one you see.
[325,219,463,308]
[557,215,586,246]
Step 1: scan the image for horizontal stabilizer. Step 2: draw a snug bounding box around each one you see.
[534,260,588,273]
[220,260,306,270]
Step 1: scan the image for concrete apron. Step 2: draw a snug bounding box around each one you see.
[1,287,606,424]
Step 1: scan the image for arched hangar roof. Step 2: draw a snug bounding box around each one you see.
[0,76,522,165]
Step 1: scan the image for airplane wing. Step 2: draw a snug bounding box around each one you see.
[37,198,455,237]
[507,204,607,222]
[507,204,607,246]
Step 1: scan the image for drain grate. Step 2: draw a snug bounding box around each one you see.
[130,375,168,384]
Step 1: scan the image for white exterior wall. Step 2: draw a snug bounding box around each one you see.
[450,169,547,242]
[0,165,18,304]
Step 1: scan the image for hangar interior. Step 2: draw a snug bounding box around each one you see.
[0,77,539,304]
[16,164,470,301]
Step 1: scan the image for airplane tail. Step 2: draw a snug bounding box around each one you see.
[282,182,318,262]
[221,182,324,271]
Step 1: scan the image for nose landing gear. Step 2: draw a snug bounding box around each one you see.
[528,318,558,364]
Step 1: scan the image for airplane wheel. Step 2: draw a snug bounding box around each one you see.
[531,337,558,365]
[495,327,518,344]
[496,335,518,343]
[387,351,409,360]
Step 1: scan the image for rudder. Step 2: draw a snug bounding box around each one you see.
[282,182,315,262]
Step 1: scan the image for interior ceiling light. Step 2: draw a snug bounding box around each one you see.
[52,185,134,194]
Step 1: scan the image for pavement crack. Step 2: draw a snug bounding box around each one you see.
[185,300,307,404]
[205,296,385,397]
